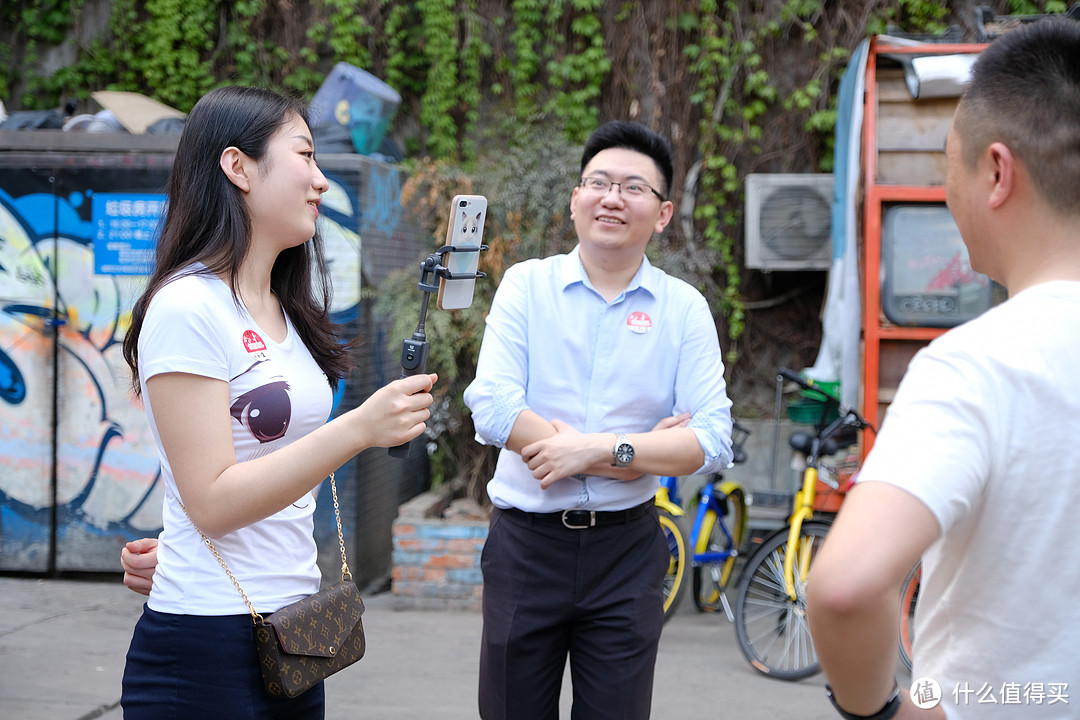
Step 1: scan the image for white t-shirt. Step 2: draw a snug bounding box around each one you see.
[139,267,333,615]
[860,281,1080,719]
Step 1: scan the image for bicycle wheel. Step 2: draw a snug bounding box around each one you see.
[692,484,747,613]
[899,563,921,671]
[657,508,691,622]
[733,521,831,680]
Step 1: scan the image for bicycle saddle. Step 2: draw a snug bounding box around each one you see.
[788,431,854,457]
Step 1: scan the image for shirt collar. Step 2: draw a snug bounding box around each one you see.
[561,245,658,300]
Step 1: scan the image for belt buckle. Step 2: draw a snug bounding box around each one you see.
[561,509,595,529]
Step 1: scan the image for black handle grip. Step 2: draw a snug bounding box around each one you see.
[387,440,413,458]
[388,338,430,459]
[778,367,839,400]
[777,367,802,383]
[777,367,813,391]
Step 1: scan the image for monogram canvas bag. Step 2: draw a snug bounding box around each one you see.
[186,472,366,698]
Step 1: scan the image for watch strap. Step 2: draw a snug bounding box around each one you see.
[825,683,901,720]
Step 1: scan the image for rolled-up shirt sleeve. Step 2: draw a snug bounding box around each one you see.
[676,292,733,475]
[464,266,530,447]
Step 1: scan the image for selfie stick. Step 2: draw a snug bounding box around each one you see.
[388,245,487,459]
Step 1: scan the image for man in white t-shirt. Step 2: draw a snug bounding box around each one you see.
[807,18,1080,720]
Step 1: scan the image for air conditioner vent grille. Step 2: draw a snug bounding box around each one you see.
[745,173,833,271]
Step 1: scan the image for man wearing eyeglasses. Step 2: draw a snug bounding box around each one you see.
[464,121,733,720]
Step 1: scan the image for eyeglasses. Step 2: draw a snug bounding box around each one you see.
[579,176,666,202]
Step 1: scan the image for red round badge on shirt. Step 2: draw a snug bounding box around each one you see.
[626,312,652,334]
[242,330,267,353]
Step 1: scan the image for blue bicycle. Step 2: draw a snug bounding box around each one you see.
[655,421,749,621]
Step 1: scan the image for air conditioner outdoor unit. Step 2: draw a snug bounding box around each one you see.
[745,173,833,271]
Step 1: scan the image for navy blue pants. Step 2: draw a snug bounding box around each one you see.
[478,505,668,720]
[122,605,324,719]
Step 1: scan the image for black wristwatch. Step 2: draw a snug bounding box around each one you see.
[825,683,901,720]
[612,433,634,467]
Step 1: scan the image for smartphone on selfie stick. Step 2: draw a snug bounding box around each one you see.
[389,195,488,458]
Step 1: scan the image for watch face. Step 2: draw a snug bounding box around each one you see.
[615,443,634,464]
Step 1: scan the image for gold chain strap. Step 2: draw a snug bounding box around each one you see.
[180,472,350,624]
[329,471,352,582]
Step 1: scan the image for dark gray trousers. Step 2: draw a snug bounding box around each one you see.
[478,504,668,720]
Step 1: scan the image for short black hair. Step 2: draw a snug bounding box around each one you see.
[955,18,1080,214]
[581,121,674,199]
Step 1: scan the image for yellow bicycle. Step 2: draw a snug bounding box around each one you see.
[732,369,871,679]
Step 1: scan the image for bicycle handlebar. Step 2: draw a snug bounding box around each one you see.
[776,367,874,433]
[777,367,832,398]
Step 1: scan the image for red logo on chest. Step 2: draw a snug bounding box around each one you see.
[626,311,653,334]
[242,330,267,353]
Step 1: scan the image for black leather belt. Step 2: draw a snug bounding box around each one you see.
[503,500,653,529]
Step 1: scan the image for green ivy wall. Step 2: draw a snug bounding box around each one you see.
[2,0,1069,492]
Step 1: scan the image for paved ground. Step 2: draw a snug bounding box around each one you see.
[0,575,910,719]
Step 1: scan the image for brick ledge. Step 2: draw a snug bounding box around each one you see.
[391,490,489,611]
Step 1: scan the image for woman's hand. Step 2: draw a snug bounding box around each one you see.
[120,537,159,596]
[352,373,439,448]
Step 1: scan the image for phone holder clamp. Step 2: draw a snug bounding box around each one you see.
[415,244,489,294]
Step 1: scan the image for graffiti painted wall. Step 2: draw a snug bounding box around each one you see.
[0,137,428,583]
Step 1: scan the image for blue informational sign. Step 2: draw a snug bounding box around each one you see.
[92,193,165,275]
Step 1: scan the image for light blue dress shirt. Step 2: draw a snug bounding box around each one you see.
[464,245,733,512]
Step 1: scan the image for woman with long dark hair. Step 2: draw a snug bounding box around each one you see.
[119,85,436,718]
